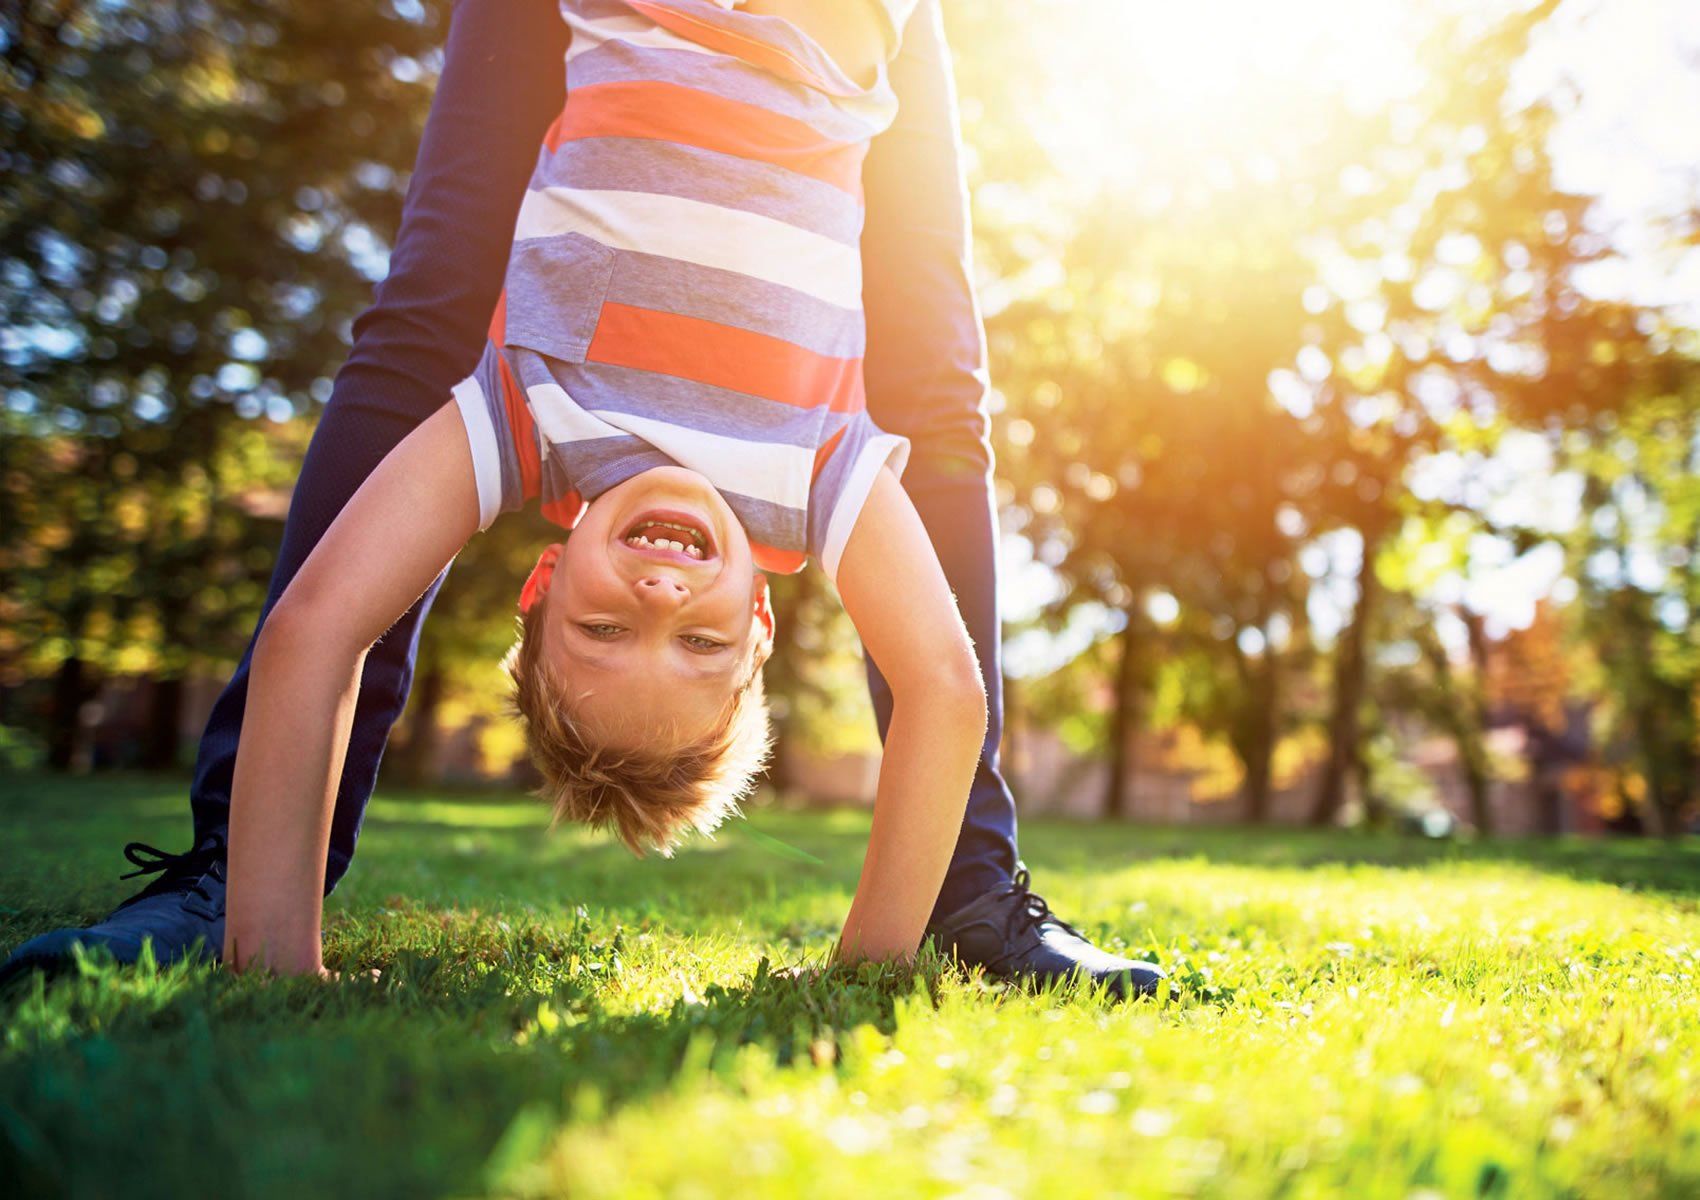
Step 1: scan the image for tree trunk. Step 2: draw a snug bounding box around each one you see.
[1104,609,1143,820]
[142,674,185,770]
[1533,769,1564,835]
[1439,676,1493,835]
[391,661,445,787]
[1459,725,1493,834]
[1354,731,1386,828]
[1312,529,1381,826]
[1524,718,1567,835]
[1634,696,1687,839]
[762,572,826,795]
[1418,618,1493,834]
[1243,653,1280,824]
[1460,609,1495,835]
[1640,784,1673,838]
[47,652,96,771]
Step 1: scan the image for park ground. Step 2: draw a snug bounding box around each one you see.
[1,774,1697,1199]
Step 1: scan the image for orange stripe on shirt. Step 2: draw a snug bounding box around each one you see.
[540,488,585,529]
[545,79,865,199]
[496,352,541,502]
[752,542,807,574]
[588,302,865,413]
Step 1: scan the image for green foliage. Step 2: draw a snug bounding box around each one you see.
[1,0,451,741]
[762,570,881,762]
[4,777,1700,1197]
[1556,369,1700,827]
[949,0,1690,826]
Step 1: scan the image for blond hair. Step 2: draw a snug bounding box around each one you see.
[504,600,772,856]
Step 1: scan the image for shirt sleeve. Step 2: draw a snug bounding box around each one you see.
[808,411,911,584]
[452,342,533,531]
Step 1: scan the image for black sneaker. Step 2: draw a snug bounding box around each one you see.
[0,833,227,987]
[925,864,1167,1001]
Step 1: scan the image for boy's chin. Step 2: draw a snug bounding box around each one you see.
[607,467,753,559]
[623,464,720,500]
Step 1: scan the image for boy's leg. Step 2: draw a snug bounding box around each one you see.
[191,0,568,892]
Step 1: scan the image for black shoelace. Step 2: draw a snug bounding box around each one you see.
[117,836,226,908]
[1004,866,1088,943]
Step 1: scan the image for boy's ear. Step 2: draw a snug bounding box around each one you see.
[519,542,566,615]
[752,573,776,648]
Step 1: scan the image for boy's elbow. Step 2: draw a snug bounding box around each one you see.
[960,670,990,741]
[928,651,989,741]
[255,594,314,661]
[255,589,363,666]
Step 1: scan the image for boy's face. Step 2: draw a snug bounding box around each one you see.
[539,467,774,752]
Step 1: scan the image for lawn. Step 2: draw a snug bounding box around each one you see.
[1,774,1697,1199]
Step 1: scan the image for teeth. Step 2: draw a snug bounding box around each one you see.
[626,534,707,559]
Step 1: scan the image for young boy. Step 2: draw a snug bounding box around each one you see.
[221,0,991,976]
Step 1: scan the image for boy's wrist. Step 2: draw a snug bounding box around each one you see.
[225,923,323,976]
[226,890,324,979]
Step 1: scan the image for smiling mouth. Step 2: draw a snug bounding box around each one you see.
[622,512,714,561]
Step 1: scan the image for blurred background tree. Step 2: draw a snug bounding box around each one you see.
[2,0,446,765]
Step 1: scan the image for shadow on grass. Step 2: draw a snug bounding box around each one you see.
[0,907,955,1200]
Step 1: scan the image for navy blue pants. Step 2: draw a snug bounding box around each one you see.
[188,0,1017,923]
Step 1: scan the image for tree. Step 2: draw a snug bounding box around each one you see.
[3,0,452,764]
[1559,364,1700,833]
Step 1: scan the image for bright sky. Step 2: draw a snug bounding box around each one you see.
[1000,0,1700,676]
[1525,0,1700,322]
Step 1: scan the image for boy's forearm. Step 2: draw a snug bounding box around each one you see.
[832,468,988,964]
[220,404,482,976]
[224,621,367,976]
[835,684,986,964]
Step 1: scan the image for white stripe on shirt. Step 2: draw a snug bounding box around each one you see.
[565,15,721,63]
[527,381,815,509]
[597,408,815,509]
[514,186,863,311]
[525,381,627,446]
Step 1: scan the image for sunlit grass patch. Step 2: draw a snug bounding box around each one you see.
[1,775,1696,1198]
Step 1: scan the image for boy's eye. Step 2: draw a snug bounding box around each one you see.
[579,623,623,639]
[680,634,725,653]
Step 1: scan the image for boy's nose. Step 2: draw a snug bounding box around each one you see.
[635,576,689,607]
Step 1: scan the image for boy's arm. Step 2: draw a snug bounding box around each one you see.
[833,467,989,964]
[225,402,483,975]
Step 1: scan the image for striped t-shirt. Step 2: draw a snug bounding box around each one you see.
[452,0,919,583]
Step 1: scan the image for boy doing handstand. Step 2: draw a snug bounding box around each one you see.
[223,0,989,975]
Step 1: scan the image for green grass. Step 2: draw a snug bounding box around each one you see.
[2,774,1698,1199]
